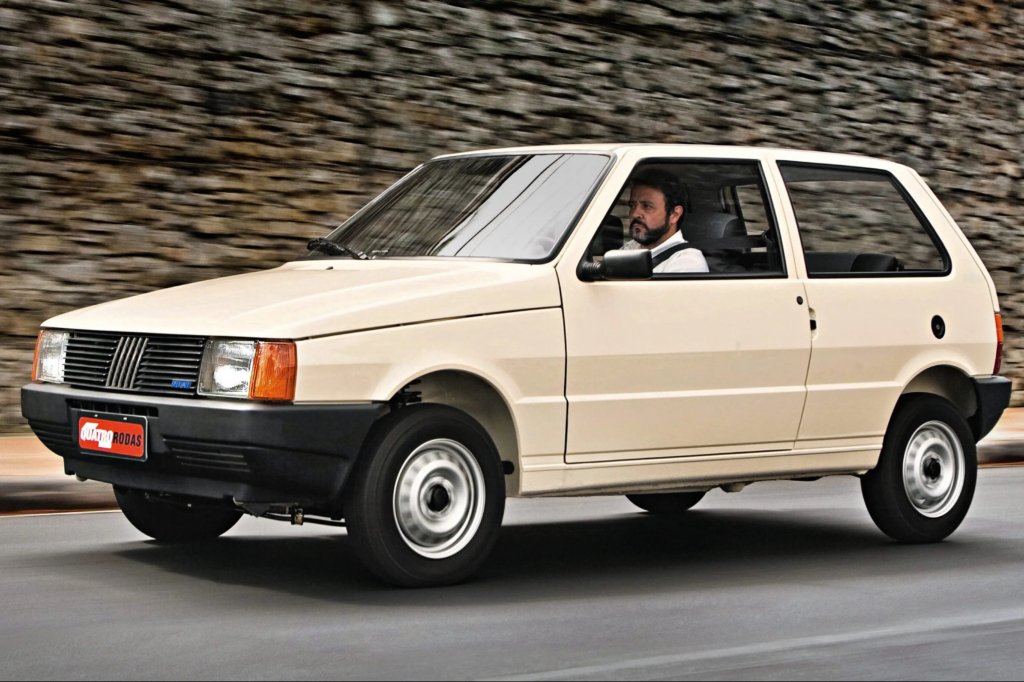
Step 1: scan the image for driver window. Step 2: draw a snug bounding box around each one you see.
[584,160,786,277]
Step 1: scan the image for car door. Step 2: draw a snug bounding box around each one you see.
[771,158,966,447]
[559,155,812,463]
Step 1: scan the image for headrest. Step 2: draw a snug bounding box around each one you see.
[804,252,900,274]
[804,252,858,274]
[588,215,625,258]
[851,253,899,272]
[681,212,747,244]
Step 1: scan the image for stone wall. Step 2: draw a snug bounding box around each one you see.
[2,0,1023,433]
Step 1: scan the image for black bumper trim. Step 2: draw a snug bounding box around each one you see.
[971,376,1012,442]
[22,383,386,505]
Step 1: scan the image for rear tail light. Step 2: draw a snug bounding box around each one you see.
[994,314,1004,375]
[249,341,297,401]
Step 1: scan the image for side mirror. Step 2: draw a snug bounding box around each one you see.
[578,249,653,281]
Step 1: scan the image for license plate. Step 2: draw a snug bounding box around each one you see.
[78,414,147,460]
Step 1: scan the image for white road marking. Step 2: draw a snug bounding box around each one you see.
[0,509,119,519]
[495,608,1024,681]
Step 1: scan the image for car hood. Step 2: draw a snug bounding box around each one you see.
[44,260,562,339]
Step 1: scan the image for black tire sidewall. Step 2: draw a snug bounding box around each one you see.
[344,405,506,587]
[114,487,242,542]
[626,491,706,515]
[862,395,977,543]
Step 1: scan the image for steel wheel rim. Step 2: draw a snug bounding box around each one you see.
[393,438,486,559]
[902,420,965,518]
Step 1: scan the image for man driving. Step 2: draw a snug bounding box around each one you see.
[618,169,709,274]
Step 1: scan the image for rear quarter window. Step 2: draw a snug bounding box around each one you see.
[779,163,949,277]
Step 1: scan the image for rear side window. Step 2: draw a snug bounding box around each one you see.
[779,163,949,277]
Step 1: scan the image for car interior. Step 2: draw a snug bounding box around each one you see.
[586,162,910,276]
[586,162,785,275]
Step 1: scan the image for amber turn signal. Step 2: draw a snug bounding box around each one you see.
[249,341,297,401]
[994,314,1004,375]
[31,331,42,382]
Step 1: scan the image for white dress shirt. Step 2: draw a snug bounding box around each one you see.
[620,230,709,274]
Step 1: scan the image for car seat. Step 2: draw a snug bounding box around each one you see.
[588,215,626,259]
[681,212,748,273]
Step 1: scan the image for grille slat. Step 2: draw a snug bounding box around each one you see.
[70,338,119,347]
[64,332,205,396]
[137,363,204,372]
[64,363,109,372]
[141,352,203,359]
[64,373,109,383]
[64,357,111,366]
[65,350,116,360]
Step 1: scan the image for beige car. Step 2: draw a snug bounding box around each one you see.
[24,145,1010,587]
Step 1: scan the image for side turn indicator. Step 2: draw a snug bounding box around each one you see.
[994,314,1004,375]
[31,331,42,382]
[249,341,297,401]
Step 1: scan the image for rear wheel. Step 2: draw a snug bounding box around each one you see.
[343,405,506,587]
[627,491,706,515]
[861,395,976,543]
[114,487,242,542]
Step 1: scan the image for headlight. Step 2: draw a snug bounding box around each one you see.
[198,340,256,398]
[198,339,297,401]
[33,330,69,384]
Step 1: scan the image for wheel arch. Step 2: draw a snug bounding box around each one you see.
[387,370,522,497]
[899,364,983,440]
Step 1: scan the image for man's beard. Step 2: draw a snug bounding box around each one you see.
[631,218,670,246]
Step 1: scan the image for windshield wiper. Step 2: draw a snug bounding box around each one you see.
[306,238,369,260]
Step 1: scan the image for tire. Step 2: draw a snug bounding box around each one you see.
[627,491,706,515]
[114,487,242,542]
[861,395,977,543]
[343,404,506,588]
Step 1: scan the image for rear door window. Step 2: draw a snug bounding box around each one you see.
[778,163,949,277]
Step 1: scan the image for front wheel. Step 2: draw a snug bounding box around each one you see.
[861,395,977,543]
[114,487,242,542]
[343,405,506,587]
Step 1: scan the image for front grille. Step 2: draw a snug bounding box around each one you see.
[64,332,205,396]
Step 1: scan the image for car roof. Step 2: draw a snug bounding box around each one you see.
[434,144,906,171]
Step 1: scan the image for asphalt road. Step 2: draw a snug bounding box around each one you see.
[4,470,1024,680]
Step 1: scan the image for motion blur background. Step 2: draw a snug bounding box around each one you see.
[1,0,1022,434]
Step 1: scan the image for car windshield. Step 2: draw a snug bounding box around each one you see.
[310,153,610,262]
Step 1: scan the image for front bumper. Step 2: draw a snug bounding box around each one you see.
[22,383,385,507]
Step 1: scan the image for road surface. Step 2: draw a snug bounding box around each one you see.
[3,469,1024,679]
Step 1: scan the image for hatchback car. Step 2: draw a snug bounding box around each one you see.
[24,145,1010,586]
